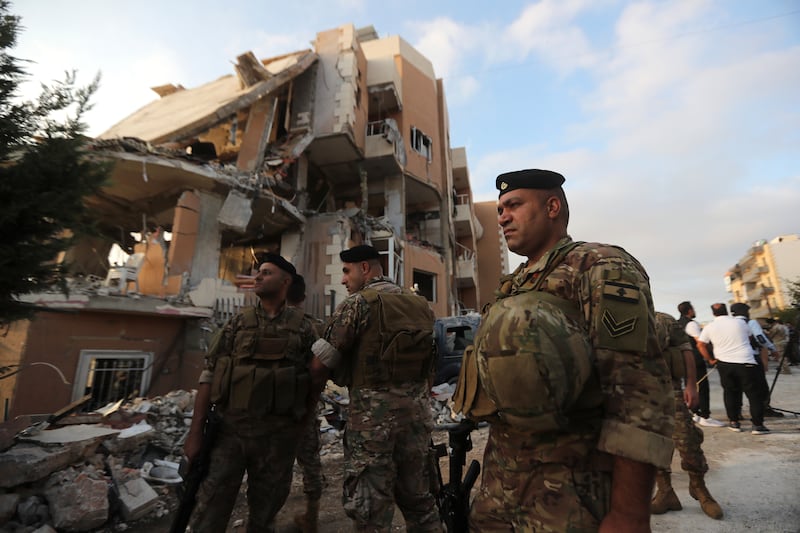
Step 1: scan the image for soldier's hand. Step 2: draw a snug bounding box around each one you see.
[683,386,699,410]
[184,429,203,464]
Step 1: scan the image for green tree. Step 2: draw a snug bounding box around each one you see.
[0,0,109,324]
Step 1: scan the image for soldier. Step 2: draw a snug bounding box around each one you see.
[183,254,318,532]
[309,244,443,532]
[453,169,675,531]
[287,274,325,533]
[651,311,723,519]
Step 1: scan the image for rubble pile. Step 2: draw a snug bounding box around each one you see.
[0,384,456,532]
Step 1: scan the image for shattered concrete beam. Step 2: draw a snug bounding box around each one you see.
[235,51,273,88]
[153,51,318,145]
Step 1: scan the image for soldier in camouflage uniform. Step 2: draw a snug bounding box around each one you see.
[184,254,318,533]
[651,312,723,519]
[287,274,325,533]
[455,169,675,531]
[309,244,443,532]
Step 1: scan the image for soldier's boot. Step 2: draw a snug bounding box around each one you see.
[651,471,682,514]
[689,473,723,520]
[293,498,320,533]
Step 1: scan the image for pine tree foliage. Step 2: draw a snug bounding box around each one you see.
[0,0,110,324]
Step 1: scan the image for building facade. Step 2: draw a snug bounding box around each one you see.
[1,24,493,419]
[725,234,800,318]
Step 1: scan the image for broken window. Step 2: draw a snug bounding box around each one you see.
[73,351,153,412]
[410,126,433,162]
[413,269,436,302]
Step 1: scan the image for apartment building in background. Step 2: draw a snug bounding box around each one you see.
[1,24,494,419]
[725,234,800,318]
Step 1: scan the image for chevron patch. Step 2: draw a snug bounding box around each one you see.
[601,309,637,337]
[602,281,640,304]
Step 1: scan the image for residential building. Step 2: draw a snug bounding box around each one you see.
[0,24,493,419]
[725,234,800,318]
[474,200,509,311]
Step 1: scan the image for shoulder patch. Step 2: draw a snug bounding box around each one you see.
[602,281,640,304]
[595,280,649,353]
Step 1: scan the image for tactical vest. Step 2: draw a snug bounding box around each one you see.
[655,313,687,385]
[351,288,436,388]
[210,306,310,419]
[454,242,603,432]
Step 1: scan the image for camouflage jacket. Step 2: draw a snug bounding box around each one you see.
[199,302,319,383]
[496,237,675,469]
[323,276,430,401]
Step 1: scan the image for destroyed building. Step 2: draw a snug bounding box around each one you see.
[0,24,498,421]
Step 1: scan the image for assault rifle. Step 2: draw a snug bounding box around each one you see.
[170,404,222,533]
[431,420,481,533]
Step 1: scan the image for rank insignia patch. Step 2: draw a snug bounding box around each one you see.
[601,309,637,338]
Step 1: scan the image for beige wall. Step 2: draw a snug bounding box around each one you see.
[475,201,507,311]
[397,56,445,196]
[404,243,448,318]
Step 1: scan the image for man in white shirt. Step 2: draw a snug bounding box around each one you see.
[696,303,769,435]
[677,301,725,427]
[730,303,784,419]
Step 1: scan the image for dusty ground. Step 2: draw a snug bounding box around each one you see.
[133,365,800,532]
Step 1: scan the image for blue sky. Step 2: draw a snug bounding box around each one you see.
[12,0,800,322]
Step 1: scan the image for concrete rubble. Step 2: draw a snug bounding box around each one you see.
[0,385,458,531]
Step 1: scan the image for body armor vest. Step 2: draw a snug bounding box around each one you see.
[210,306,309,419]
[351,288,436,388]
[454,242,602,432]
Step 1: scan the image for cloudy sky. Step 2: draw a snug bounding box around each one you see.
[12,0,800,322]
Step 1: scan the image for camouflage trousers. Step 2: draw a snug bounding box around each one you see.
[343,386,442,532]
[189,417,301,533]
[295,406,324,500]
[660,388,708,475]
[470,426,611,532]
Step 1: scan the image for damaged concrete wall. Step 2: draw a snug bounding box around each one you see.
[9,312,190,419]
[312,25,367,145]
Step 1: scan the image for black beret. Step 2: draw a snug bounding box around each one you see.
[260,252,297,277]
[730,302,750,316]
[340,244,380,263]
[496,169,565,197]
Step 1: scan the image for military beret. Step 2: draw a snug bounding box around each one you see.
[340,244,381,263]
[260,252,297,277]
[496,169,565,197]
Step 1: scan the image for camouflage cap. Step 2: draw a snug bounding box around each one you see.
[496,169,565,198]
[340,244,380,263]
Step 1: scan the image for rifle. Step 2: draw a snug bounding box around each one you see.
[170,404,222,533]
[431,420,481,533]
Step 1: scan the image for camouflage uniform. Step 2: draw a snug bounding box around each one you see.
[469,238,675,531]
[296,314,326,502]
[654,312,708,475]
[190,304,318,533]
[324,276,442,532]
[652,312,721,519]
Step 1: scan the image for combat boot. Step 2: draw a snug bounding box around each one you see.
[651,471,682,514]
[293,498,320,533]
[689,472,723,519]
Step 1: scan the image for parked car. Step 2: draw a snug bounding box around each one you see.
[433,313,481,385]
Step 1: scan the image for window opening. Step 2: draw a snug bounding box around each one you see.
[413,269,436,302]
[73,351,153,412]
